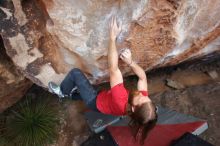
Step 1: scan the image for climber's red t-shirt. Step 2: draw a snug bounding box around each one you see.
[96,83,148,116]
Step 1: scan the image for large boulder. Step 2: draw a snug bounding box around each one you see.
[0,0,220,88]
[0,36,32,113]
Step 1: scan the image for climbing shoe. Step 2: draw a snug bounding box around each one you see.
[48,81,65,100]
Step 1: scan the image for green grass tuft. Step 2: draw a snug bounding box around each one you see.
[2,97,58,146]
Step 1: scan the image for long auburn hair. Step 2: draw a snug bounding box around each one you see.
[127,90,157,145]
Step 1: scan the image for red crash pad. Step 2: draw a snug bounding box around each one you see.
[108,121,206,146]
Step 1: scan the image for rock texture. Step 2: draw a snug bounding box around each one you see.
[0,36,32,113]
[0,0,220,88]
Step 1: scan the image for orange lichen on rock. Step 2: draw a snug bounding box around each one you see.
[128,0,179,70]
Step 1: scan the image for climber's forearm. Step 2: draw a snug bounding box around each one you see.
[130,61,146,81]
[108,39,119,72]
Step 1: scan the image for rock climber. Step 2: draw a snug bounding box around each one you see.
[48,16,157,144]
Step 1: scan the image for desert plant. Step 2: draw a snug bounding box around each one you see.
[0,137,7,146]
[3,97,58,146]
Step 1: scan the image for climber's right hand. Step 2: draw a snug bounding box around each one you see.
[109,16,122,41]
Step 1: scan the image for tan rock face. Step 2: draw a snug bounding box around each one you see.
[0,36,32,113]
[0,0,220,88]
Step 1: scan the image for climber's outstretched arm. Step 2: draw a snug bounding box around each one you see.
[108,16,123,88]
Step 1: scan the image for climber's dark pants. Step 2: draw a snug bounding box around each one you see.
[60,68,99,111]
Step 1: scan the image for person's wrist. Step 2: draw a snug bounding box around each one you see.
[128,60,133,66]
[110,36,116,41]
[110,38,116,43]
